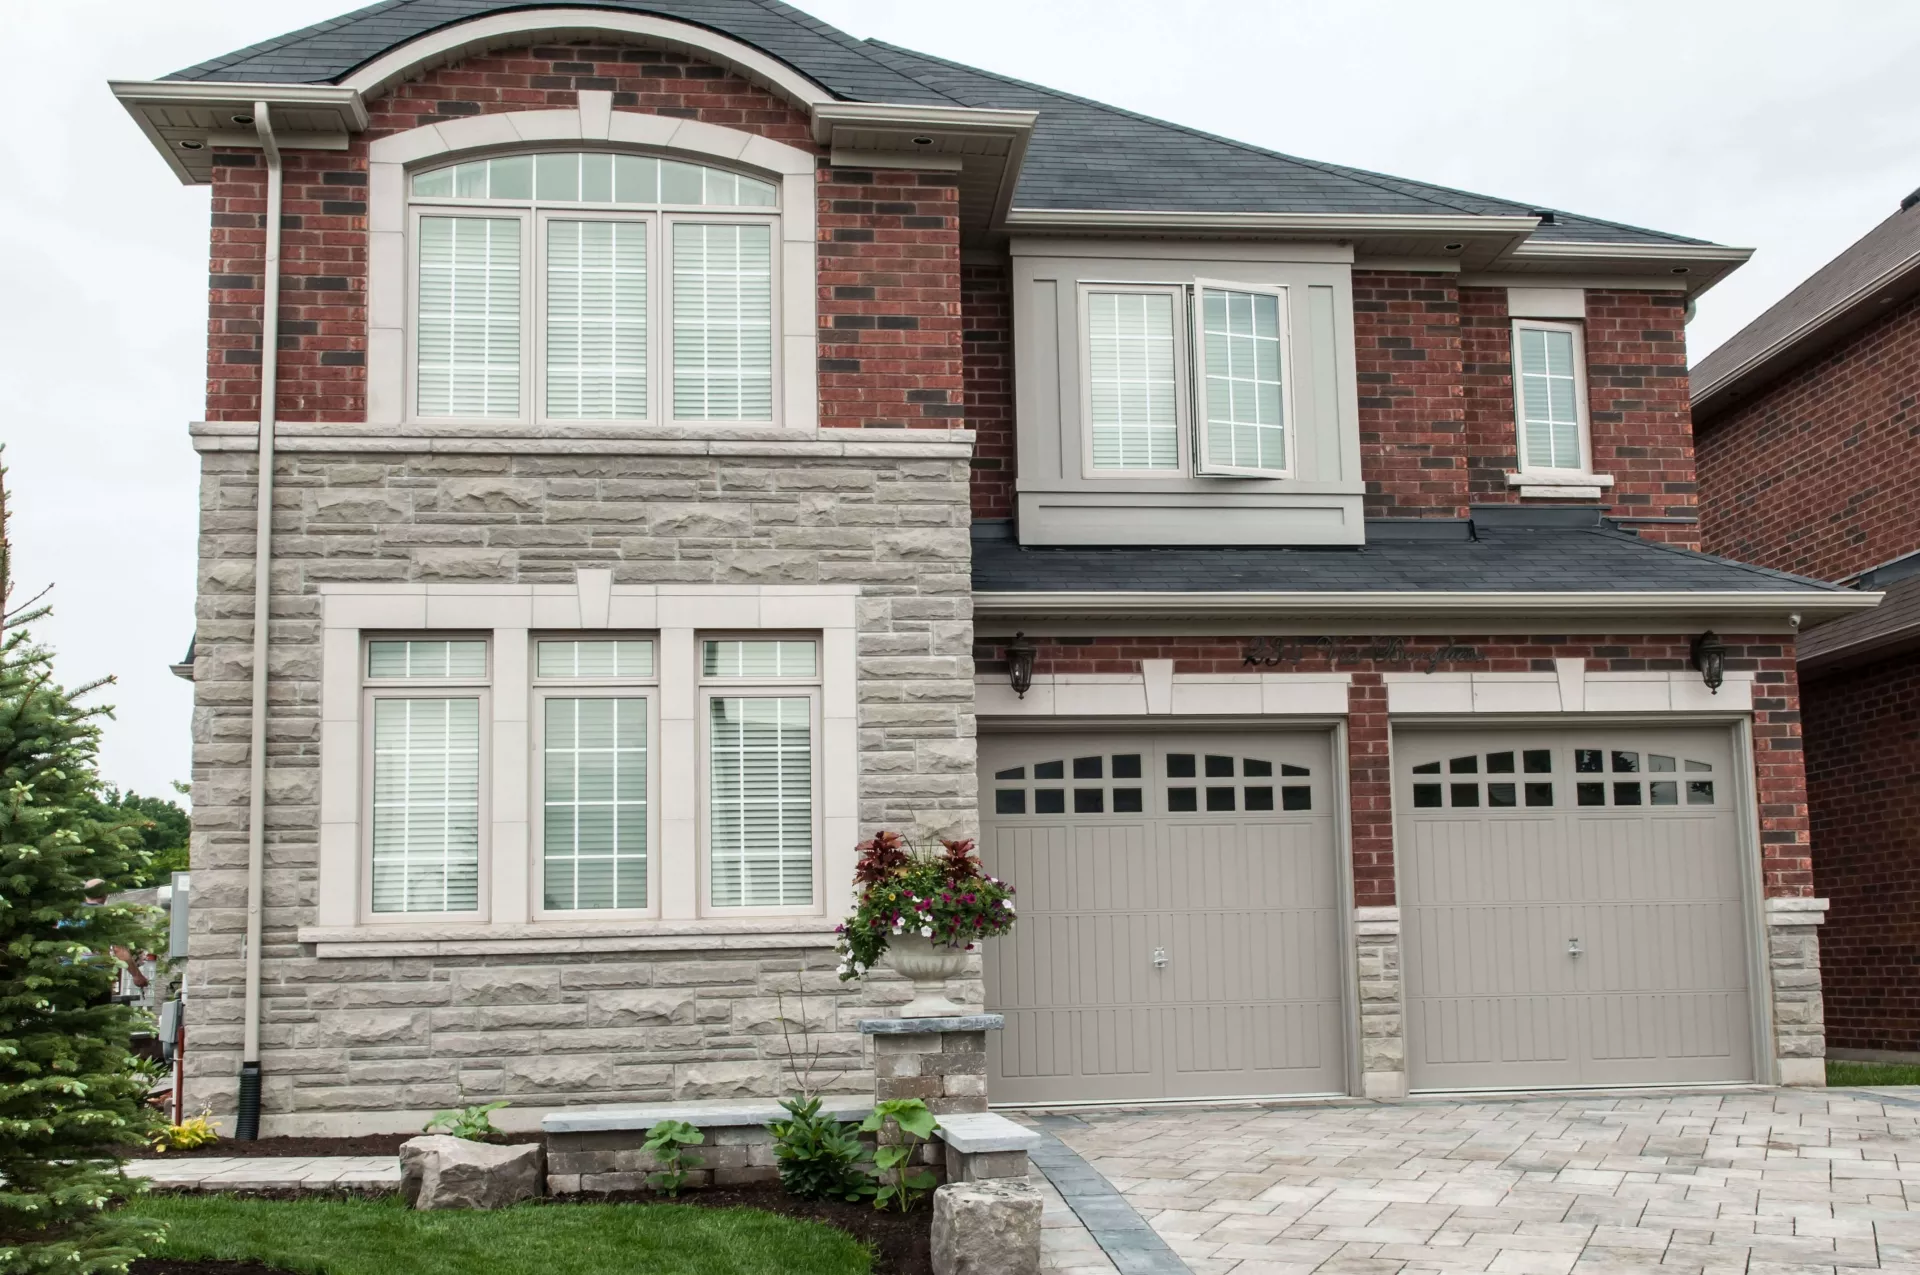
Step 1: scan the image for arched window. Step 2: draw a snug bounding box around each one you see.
[407,150,781,424]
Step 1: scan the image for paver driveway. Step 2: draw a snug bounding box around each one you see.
[1032,1088,1920,1274]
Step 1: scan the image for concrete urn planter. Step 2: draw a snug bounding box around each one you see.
[884,935,970,1017]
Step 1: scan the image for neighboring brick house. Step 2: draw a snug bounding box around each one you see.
[1693,192,1920,1061]
[116,0,1872,1135]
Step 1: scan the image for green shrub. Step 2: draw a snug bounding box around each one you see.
[643,1119,704,1197]
[859,1099,938,1213]
[768,1096,874,1204]
[423,1100,509,1141]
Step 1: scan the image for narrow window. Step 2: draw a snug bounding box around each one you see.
[366,639,487,915]
[673,223,774,421]
[543,697,648,910]
[1194,284,1288,475]
[708,697,812,907]
[1086,291,1180,470]
[417,217,522,417]
[1514,320,1588,472]
[546,220,647,419]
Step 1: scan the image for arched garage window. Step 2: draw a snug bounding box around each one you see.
[408,151,780,424]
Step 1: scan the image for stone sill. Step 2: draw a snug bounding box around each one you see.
[188,420,975,460]
[299,918,840,958]
[1505,470,1615,489]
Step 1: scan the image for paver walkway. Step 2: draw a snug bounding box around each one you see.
[1031,1088,1920,1275]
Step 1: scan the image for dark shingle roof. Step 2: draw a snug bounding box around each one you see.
[1692,197,1920,419]
[163,0,1707,245]
[973,526,1843,594]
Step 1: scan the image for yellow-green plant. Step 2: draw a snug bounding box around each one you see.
[643,1119,704,1197]
[148,1110,220,1154]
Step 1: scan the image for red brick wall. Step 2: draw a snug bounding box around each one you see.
[1355,271,1468,517]
[1697,291,1920,582]
[1804,653,1920,1050]
[1586,289,1698,546]
[964,258,1015,519]
[975,632,1809,905]
[1461,285,1519,504]
[206,43,962,430]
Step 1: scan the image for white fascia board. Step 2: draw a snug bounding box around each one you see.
[810,102,1039,143]
[1509,240,1754,265]
[1002,209,1541,238]
[971,590,1882,623]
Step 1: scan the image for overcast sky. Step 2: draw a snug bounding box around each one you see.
[5,0,1918,801]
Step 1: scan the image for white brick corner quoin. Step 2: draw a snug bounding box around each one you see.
[311,576,860,942]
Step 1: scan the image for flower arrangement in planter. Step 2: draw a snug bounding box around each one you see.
[833,832,1017,1016]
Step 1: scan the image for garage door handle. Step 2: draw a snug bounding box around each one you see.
[1567,938,1583,958]
[1151,947,1169,970]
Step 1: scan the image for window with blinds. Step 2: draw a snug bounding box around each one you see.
[1086,291,1180,470]
[546,220,647,420]
[409,151,780,425]
[543,697,648,911]
[417,217,522,418]
[1515,322,1587,471]
[1195,285,1289,475]
[673,223,774,421]
[370,697,482,913]
[708,696,813,908]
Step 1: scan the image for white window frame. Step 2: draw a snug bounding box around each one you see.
[530,635,661,921]
[1510,318,1594,476]
[1191,278,1295,479]
[359,634,492,925]
[697,634,824,917]
[1076,283,1192,479]
[405,168,781,429]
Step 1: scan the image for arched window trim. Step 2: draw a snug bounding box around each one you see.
[367,99,818,433]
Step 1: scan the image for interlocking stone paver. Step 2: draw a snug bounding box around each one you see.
[1026,1089,1920,1273]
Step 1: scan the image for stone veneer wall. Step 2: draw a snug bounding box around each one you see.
[184,446,976,1129]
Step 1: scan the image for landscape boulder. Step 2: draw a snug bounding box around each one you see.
[398,1135,545,1210]
[931,1178,1042,1275]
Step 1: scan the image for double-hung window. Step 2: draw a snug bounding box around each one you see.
[700,638,820,913]
[534,638,657,916]
[1081,280,1293,479]
[1512,319,1592,473]
[364,638,488,916]
[409,151,779,426]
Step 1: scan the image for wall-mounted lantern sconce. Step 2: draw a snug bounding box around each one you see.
[1005,632,1036,699]
[1690,631,1726,694]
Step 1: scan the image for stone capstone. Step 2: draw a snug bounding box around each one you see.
[399,1135,545,1210]
[931,1178,1042,1275]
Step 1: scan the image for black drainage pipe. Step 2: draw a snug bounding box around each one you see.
[235,1061,262,1141]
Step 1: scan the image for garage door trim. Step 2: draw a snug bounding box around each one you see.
[976,721,1362,1103]
[1390,717,1773,1091]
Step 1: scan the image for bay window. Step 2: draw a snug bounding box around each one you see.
[407,151,780,425]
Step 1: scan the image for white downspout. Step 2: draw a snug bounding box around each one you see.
[237,100,281,1140]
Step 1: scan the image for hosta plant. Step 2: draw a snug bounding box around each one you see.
[832,833,1016,981]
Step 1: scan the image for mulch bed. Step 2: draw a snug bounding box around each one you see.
[126,1133,542,1159]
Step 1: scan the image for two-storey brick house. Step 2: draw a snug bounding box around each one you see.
[116,0,1874,1134]
[1693,192,1920,1064]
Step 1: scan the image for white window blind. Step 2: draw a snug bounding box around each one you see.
[537,640,654,679]
[708,697,812,908]
[418,216,522,417]
[546,220,647,419]
[371,697,481,913]
[702,639,816,679]
[1086,292,1179,470]
[1517,325,1584,470]
[1197,286,1287,473]
[672,223,774,421]
[543,697,647,911]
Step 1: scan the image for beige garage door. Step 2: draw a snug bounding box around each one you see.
[979,732,1344,1104]
[1398,727,1756,1091]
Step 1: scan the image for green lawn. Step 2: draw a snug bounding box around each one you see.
[138,1194,872,1275]
[1827,1058,1920,1087]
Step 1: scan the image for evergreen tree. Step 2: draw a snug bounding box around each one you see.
[0,454,163,1273]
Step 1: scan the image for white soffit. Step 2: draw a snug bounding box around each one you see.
[814,103,1037,232]
[110,81,365,184]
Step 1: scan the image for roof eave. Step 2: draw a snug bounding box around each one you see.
[110,80,367,184]
[1498,240,1753,299]
[971,588,1877,628]
[1000,209,1540,266]
[1693,246,1920,423]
